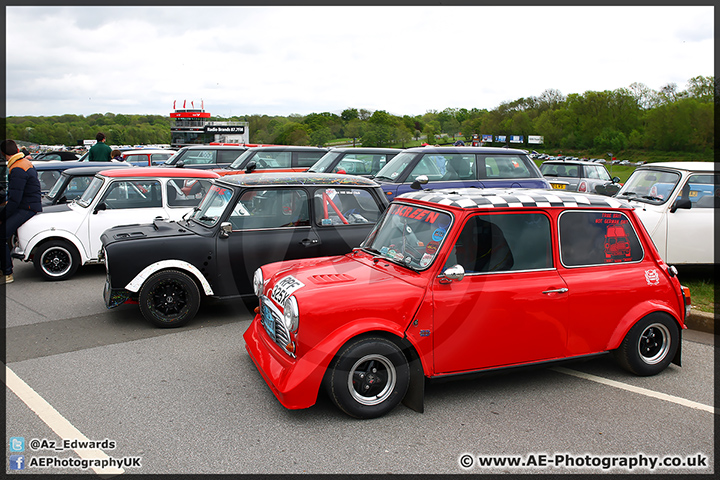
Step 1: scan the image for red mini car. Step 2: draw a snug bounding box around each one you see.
[244,188,691,419]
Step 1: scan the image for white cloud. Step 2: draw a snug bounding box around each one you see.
[6,5,714,118]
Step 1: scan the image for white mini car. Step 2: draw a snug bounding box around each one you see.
[13,168,219,280]
[615,161,717,265]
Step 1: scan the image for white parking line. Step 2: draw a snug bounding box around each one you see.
[4,364,125,475]
[552,367,717,415]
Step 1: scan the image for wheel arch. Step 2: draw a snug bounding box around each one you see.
[321,329,426,414]
[27,232,88,264]
[125,260,214,296]
[608,308,683,367]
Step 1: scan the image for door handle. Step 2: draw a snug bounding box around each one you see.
[542,288,568,294]
[300,238,319,247]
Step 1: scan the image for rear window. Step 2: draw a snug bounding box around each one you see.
[559,211,643,267]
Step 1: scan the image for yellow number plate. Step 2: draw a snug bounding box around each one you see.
[551,183,567,190]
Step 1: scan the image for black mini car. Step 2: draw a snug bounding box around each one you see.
[101,172,389,327]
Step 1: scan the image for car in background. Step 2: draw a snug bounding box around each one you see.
[372,146,551,201]
[42,164,132,206]
[162,144,250,169]
[245,187,690,419]
[540,159,621,196]
[218,146,329,176]
[121,149,177,167]
[13,168,219,281]
[615,161,718,265]
[101,172,389,327]
[34,161,130,194]
[33,151,80,161]
[307,147,401,177]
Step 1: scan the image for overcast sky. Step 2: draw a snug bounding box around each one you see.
[5,5,715,119]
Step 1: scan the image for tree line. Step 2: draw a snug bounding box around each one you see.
[5,75,714,154]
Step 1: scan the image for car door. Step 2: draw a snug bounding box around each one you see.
[311,186,386,257]
[225,187,319,295]
[86,178,166,260]
[665,173,716,264]
[431,212,569,374]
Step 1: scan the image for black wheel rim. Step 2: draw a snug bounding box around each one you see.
[348,354,396,406]
[637,322,670,365]
[41,247,72,277]
[150,279,189,318]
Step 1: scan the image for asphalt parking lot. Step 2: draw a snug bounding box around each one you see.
[4,261,716,475]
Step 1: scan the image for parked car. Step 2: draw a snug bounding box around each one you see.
[307,147,402,177]
[42,164,133,206]
[121,148,177,167]
[371,146,550,201]
[33,161,128,194]
[540,159,621,196]
[161,144,250,169]
[101,172,389,327]
[12,168,219,281]
[218,146,329,176]
[245,187,690,419]
[33,151,80,161]
[615,161,718,265]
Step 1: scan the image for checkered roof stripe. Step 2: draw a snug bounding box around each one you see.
[398,188,631,209]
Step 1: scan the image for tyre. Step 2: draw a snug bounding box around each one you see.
[614,313,679,376]
[327,337,409,419]
[33,240,80,281]
[138,270,200,328]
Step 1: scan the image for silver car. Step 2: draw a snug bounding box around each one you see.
[541,159,620,196]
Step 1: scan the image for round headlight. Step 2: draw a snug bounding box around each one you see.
[282,296,299,332]
[252,268,264,297]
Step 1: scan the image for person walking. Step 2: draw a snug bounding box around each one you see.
[1,140,42,284]
[88,132,112,161]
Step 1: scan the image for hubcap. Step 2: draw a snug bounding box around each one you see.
[41,247,72,276]
[151,279,188,318]
[348,354,396,406]
[638,322,670,364]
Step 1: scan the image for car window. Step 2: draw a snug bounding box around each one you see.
[124,154,148,163]
[443,213,552,273]
[296,152,326,168]
[481,155,534,179]
[254,152,292,168]
[190,184,234,226]
[617,169,681,205]
[313,188,382,226]
[308,151,341,173]
[336,154,389,175]
[101,179,163,209]
[362,203,453,270]
[63,176,94,201]
[409,154,475,182]
[559,211,643,267]
[151,153,174,162]
[39,171,61,191]
[217,150,244,164]
[166,178,214,207]
[183,150,216,165]
[373,151,417,181]
[230,188,309,230]
[76,176,105,207]
[682,174,718,208]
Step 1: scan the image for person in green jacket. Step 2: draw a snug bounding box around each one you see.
[88,132,112,161]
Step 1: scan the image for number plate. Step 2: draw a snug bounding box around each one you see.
[551,183,567,190]
[261,300,275,339]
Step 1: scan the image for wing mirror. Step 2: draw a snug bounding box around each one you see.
[245,161,257,174]
[176,160,185,168]
[93,202,107,214]
[439,264,465,284]
[219,221,233,238]
[410,175,429,190]
[670,198,692,213]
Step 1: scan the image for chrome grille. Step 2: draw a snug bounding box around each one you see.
[261,297,293,356]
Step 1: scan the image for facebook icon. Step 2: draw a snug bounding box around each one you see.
[9,455,25,470]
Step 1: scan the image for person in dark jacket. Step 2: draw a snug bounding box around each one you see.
[88,132,112,161]
[1,139,42,284]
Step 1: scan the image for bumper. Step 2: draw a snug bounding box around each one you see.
[243,316,327,410]
[103,277,133,308]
